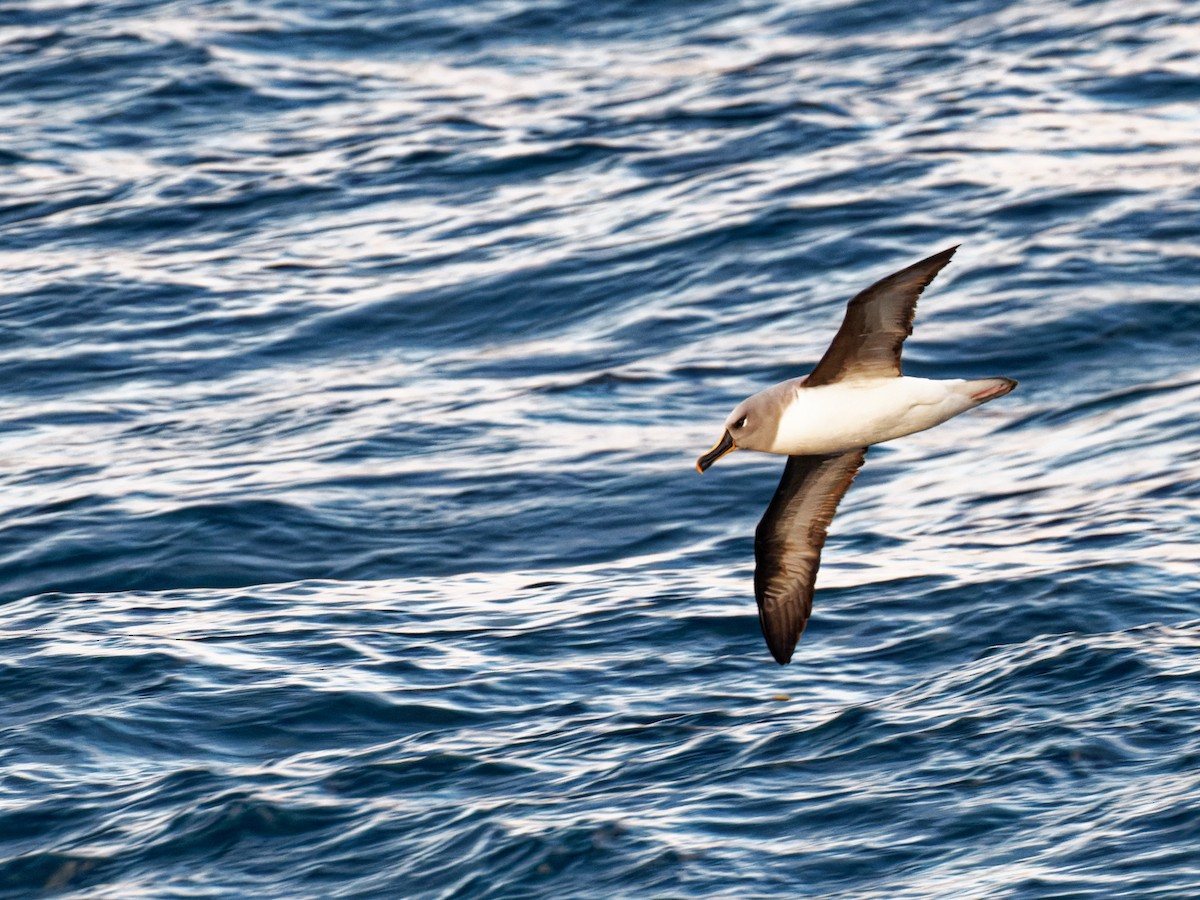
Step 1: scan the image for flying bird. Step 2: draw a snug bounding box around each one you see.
[696,246,1016,665]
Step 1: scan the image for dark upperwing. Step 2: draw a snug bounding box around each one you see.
[754,448,867,664]
[804,246,958,387]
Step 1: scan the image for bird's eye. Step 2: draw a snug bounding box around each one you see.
[734,417,747,429]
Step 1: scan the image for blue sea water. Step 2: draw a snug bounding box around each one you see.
[3,0,1200,896]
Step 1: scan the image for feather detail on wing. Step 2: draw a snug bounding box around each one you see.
[754,448,867,665]
[805,246,957,386]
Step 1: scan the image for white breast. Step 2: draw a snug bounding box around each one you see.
[770,377,979,455]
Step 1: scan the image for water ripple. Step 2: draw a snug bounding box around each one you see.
[3,0,1200,896]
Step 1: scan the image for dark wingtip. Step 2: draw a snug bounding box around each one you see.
[763,622,803,665]
[864,244,960,301]
[770,645,794,666]
[899,244,960,295]
[923,243,959,271]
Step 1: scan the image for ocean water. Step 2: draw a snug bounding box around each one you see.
[3,0,1199,896]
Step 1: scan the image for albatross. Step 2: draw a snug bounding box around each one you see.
[696,246,1016,665]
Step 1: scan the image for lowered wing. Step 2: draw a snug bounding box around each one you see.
[754,448,867,664]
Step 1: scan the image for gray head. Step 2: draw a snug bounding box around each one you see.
[696,392,778,472]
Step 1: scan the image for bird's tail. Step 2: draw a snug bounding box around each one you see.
[967,377,1018,404]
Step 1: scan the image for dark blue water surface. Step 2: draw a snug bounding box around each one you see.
[3,0,1200,896]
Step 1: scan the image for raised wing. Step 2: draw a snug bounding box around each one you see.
[804,246,958,387]
[754,448,867,664]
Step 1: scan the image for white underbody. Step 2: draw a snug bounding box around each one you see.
[766,376,995,456]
